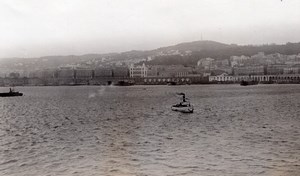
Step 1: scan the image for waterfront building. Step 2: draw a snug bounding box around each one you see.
[113,67,129,77]
[174,66,191,77]
[28,69,57,79]
[266,64,287,75]
[210,67,233,75]
[233,65,265,76]
[129,63,147,78]
[209,74,300,83]
[8,72,20,78]
[3,78,27,86]
[269,74,300,83]
[0,68,10,78]
[32,69,56,79]
[17,70,30,78]
[0,78,3,86]
[283,65,300,74]
[57,67,75,78]
[57,70,74,78]
[57,67,75,85]
[75,68,93,79]
[94,67,113,77]
[147,66,159,77]
[29,70,39,79]
[26,69,57,85]
[43,69,57,78]
[156,65,192,77]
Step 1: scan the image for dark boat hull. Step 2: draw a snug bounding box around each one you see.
[167,81,178,85]
[0,92,23,97]
[240,80,258,86]
[171,103,194,113]
[114,80,135,86]
[171,106,194,113]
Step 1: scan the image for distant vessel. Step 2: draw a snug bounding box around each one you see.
[171,93,194,113]
[167,81,178,86]
[114,80,135,86]
[0,88,23,97]
[240,80,259,86]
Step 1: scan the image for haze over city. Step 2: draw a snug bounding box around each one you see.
[0,0,300,58]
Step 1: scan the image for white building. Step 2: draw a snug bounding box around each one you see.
[129,63,147,77]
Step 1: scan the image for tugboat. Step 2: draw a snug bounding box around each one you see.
[0,88,23,97]
[171,93,194,113]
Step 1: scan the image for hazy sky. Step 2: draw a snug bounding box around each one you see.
[0,0,299,58]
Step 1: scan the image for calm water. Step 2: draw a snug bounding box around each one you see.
[0,85,299,176]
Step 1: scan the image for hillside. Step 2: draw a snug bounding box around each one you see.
[146,42,300,66]
[154,40,233,52]
[1,40,300,71]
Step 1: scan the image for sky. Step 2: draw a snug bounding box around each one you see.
[0,0,299,58]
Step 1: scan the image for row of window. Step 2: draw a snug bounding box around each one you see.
[144,78,190,82]
[210,75,300,82]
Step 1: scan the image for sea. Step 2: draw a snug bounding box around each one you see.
[0,84,299,176]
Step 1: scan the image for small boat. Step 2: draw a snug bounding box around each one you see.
[167,81,178,86]
[114,80,135,86]
[171,102,194,113]
[0,88,23,97]
[171,93,194,113]
[240,80,258,86]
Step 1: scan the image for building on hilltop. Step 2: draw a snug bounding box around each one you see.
[251,52,266,65]
[197,58,215,70]
[215,59,230,67]
[230,55,251,67]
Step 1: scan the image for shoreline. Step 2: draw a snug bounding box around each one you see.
[0,77,300,87]
[1,82,300,88]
